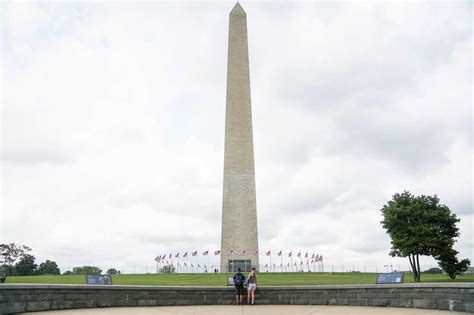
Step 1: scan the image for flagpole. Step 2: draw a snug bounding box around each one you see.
[170,253,173,274]
[280,251,283,273]
[269,252,272,272]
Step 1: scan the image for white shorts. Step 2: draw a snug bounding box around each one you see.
[248,283,256,290]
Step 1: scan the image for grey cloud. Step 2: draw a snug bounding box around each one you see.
[135,233,216,248]
[327,110,452,172]
[1,148,73,166]
[287,221,339,247]
[343,231,389,254]
[269,4,470,113]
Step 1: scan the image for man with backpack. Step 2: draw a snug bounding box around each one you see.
[233,267,246,305]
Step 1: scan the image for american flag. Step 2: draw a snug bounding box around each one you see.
[297,252,301,258]
[230,249,234,255]
[265,264,268,268]
[319,255,323,261]
[315,254,320,261]
[305,253,308,258]
[242,250,246,255]
[175,253,179,258]
[278,250,282,256]
[311,253,315,259]
[162,254,166,259]
[183,252,188,258]
[154,256,161,262]
[192,251,198,256]
[214,250,221,255]
[198,264,201,268]
[191,263,194,267]
[288,252,292,257]
[266,250,271,256]
[169,253,172,259]
[203,250,209,256]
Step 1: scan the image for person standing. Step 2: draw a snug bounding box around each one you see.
[247,267,257,305]
[233,268,246,305]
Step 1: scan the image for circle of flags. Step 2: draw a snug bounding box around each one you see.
[154,250,324,273]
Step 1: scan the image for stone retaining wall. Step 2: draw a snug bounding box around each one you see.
[1,283,473,314]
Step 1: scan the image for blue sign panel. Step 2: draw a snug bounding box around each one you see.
[376,272,404,284]
[85,275,113,285]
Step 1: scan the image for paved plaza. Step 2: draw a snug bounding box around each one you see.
[27,305,470,315]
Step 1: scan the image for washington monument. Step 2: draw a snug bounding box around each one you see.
[220,2,259,273]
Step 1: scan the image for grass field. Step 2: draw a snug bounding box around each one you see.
[5,272,474,286]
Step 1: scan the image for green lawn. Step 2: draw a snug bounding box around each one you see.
[5,272,474,286]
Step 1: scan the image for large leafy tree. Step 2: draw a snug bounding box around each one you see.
[38,260,61,275]
[0,243,32,282]
[380,191,469,281]
[106,268,119,275]
[15,254,38,276]
[159,264,175,274]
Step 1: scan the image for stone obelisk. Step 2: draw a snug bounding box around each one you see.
[220,2,259,273]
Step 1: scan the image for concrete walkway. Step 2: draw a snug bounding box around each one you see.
[26,305,470,315]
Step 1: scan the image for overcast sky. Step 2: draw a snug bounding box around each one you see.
[1,1,472,274]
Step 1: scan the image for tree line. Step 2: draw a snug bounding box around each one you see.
[0,243,119,282]
[0,244,60,280]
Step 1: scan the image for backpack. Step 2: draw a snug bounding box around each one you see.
[234,273,244,286]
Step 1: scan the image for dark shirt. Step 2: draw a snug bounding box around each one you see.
[233,272,245,287]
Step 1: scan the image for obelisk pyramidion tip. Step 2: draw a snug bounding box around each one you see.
[230,2,246,15]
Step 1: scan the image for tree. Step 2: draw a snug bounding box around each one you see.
[15,254,38,276]
[72,266,102,275]
[159,264,175,274]
[423,267,442,274]
[380,191,468,282]
[437,248,470,279]
[38,260,61,275]
[106,268,119,275]
[0,243,32,282]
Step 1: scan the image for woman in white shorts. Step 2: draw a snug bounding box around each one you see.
[247,267,257,304]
